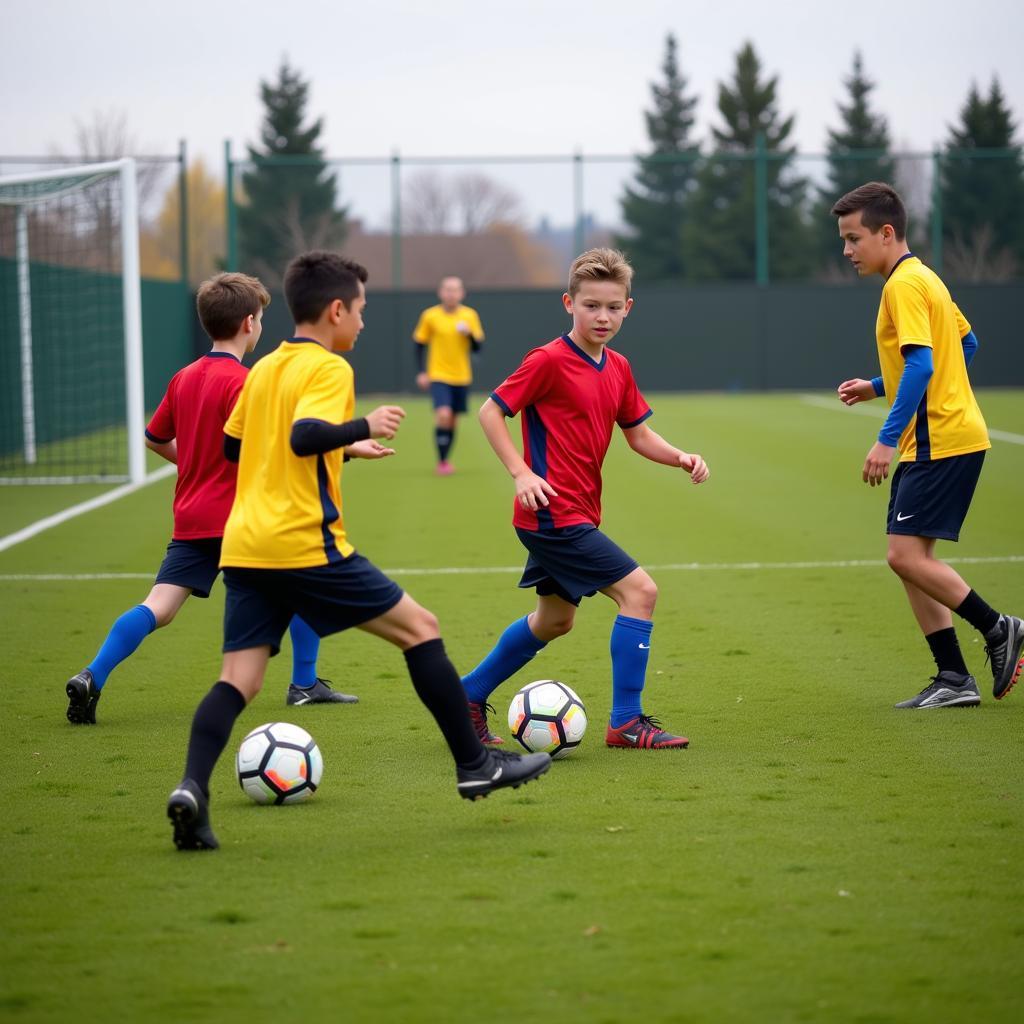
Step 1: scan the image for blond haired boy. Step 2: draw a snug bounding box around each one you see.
[462,248,709,749]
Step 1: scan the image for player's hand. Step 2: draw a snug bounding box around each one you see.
[862,441,896,486]
[366,405,405,440]
[456,321,471,335]
[679,451,709,484]
[838,378,877,405]
[513,470,558,511]
[415,372,430,391]
[346,440,395,460]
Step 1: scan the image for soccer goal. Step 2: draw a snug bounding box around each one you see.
[0,159,145,484]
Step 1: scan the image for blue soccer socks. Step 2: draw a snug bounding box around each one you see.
[289,616,321,688]
[609,614,653,728]
[462,615,547,704]
[87,604,158,690]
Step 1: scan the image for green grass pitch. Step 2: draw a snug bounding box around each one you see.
[2,392,1023,1023]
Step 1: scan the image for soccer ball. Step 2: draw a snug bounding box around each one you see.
[236,722,323,805]
[508,680,587,759]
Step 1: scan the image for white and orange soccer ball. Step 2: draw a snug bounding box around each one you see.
[235,722,323,805]
[508,679,587,759]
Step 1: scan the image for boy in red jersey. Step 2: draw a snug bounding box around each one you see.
[462,248,709,749]
[64,273,355,725]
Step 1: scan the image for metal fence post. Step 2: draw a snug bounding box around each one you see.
[573,150,585,255]
[390,150,402,288]
[224,140,237,272]
[930,148,943,273]
[178,139,189,291]
[754,132,769,286]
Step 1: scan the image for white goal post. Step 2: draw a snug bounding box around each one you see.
[0,158,145,484]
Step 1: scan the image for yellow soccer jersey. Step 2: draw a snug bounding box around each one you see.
[221,339,355,569]
[413,304,484,386]
[876,256,989,461]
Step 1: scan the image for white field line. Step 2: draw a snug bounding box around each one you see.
[0,465,176,554]
[1,554,1021,584]
[800,394,1024,445]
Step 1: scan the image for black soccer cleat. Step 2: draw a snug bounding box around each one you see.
[286,678,359,705]
[66,669,101,725]
[456,749,551,801]
[985,614,1024,700]
[894,672,981,709]
[167,778,219,851]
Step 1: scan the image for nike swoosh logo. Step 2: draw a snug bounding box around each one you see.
[638,643,650,649]
[896,513,915,522]
[623,733,638,742]
[458,766,503,789]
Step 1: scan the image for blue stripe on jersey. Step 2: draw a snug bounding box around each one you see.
[145,429,172,443]
[316,454,344,565]
[524,405,554,531]
[914,392,931,461]
[619,409,653,429]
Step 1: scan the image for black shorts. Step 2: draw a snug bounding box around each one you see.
[222,554,404,656]
[429,381,469,415]
[515,525,639,607]
[886,451,985,542]
[154,538,222,598]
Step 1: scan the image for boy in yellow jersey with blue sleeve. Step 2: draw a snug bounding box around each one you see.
[832,182,1023,709]
[413,276,484,474]
[166,252,549,851]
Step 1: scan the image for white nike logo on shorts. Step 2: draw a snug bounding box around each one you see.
[896,512,915,522]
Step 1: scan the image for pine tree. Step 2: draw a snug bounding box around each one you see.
[684,42,810,281]
[237,61,347,285]
[815,52,894,275]
[940,77,1024,279]
[616,34,699,281]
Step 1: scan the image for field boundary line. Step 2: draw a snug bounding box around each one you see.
[800,394,1024,445]
[0,465,176,554]
[2,554,1021,583]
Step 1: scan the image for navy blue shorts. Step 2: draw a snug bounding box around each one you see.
[154,538,222,598]
[515,525,639,606]
[429,381,469,415]
[222,555,404,656]
[887,451,985,542]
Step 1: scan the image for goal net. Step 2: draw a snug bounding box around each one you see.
[0,159,145,484]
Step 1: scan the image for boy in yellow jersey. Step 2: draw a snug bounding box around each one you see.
[832,182,1023,709]
[413,276,484,474]
[166,252,549,851]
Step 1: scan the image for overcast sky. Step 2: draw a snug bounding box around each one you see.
[2,0,1021,226]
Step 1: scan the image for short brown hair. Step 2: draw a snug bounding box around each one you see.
[568,248,634,297]
[196,272,270,341]
[831,182,908,241]
[284,251,368,324]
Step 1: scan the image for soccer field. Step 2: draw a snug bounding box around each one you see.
[2,391,1023,1023]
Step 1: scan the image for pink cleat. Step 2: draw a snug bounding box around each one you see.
[436,461,455,476]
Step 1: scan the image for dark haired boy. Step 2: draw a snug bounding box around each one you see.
[833,181,1023,708]
[64,273,352,725]
[167,252,550,851]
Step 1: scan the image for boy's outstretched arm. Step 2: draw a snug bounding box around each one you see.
[478,397,558,511]
[622,422,709,484]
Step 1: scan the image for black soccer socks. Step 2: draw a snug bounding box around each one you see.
[183,681,247,797]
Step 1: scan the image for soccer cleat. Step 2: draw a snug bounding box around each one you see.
[66,669,101,725]
[894,672,981,709]
[167,778,219,851]
[436,461,455,476]
[286,678,359,705]
[456,749,551,800]
[605,714,689,749]
[984,615,1024,700]
[468,700,505,745]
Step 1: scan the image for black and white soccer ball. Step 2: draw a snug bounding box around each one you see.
[507,679,587,759]
[236,722,323,805]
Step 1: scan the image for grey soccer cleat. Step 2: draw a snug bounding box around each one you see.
[167,778,219,851]
[66,669,101,725]
[456,749,551,800]
[894,672,981,709]
[286,678,359,705]
[984,615,1024,700]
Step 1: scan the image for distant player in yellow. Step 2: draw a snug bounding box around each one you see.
[413,276,484,474]
[832,181,1023,709]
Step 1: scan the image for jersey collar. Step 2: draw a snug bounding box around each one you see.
[886,252,916,280]
[560,333,606,371]
[204,351,241,362]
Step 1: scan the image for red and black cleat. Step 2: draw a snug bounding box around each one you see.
[468,701,505,745]
[605,714,689,749]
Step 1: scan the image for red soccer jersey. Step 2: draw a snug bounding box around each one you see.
[145,352,247,540]
[491,334,652,531]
